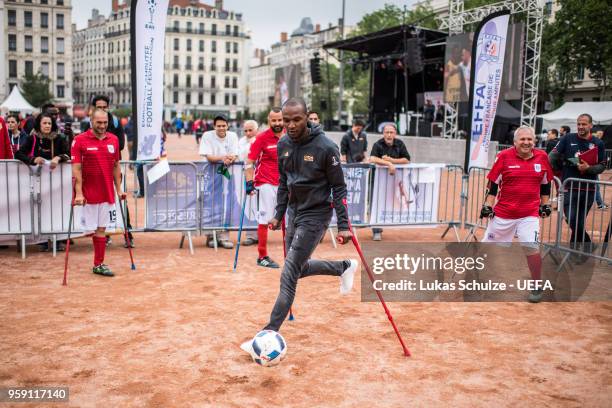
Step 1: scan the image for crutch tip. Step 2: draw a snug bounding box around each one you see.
[131,264,136,270]
[288,315,295,321]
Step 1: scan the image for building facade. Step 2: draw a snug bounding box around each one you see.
[72,0,250,120]
[3,0,73,107]
[72,9,106,106]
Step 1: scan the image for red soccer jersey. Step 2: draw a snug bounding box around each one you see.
[248,128,280,186]
[71,130,120,204]
[487,148,553,219]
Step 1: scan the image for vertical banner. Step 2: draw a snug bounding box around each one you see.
[131,0,169,161]
[465,11,510,171]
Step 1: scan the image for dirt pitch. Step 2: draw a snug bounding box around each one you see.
[0,134,610,407]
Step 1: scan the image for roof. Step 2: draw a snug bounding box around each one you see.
[323,24,447,56]
[0,86,36,113]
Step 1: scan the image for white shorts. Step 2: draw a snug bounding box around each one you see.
[256,184,278,225]
[482,216,540,249]
[79,202,115,232]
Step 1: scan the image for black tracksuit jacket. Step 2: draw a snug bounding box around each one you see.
[274,123,349,231]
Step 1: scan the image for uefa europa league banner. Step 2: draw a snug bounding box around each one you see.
[466,11,510,170]
[131,0,169,161]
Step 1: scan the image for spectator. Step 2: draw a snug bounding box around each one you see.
[549,113,606,256]
[423,99,435,123]
[559,125,570,138]
[340,119,368,163]
[545,128,559,153]
[308,111,321,126]
[0,116,12,160]
[369,124,411,241]
[6,114,28,156]
[199,115,239,249]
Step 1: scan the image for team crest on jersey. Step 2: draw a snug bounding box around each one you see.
[331,156,339,166]
[303,154,314,162]
[283,151,289,157]
[534,163,541,172]
[107,144,115,153]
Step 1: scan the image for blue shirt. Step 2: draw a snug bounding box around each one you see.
[553,133,606,183]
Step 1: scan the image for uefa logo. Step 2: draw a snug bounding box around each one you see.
[480,33,502,63]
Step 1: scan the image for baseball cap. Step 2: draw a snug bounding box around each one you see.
[213,115,228,125]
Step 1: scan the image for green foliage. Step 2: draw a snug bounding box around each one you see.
[20,72,53,108]
[112,106,132,119]
[350,4,403,38]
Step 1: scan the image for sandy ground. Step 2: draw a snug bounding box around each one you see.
[0,133,610,407]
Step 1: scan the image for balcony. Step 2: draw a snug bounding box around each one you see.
[105,29,130,38]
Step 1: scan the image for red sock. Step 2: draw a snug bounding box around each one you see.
[257,224,268,259]
[526,253,542,281]
[93,236,106,266]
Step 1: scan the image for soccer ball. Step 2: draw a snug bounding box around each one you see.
[251,330,287,367]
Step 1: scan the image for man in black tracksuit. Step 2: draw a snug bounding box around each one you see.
[264,98,358,333]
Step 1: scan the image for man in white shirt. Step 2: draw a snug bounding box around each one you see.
[199,115,239,249]
[238,119,259,246]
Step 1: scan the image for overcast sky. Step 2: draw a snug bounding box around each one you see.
[73,0,415,49]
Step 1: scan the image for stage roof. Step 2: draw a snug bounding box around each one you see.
[323,25,447,56]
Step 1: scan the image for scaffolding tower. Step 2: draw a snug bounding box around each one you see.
[439,0,544,138]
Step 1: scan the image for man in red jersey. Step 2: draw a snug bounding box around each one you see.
[245,108,283,268]
[480,126,553,303]
[71,109,126,277]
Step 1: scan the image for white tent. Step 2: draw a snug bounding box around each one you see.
[0,86,36,113]
[538,101,612,132]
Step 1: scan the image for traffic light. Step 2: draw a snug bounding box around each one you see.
[310,55,322,84]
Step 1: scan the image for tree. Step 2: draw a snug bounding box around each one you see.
[20,72,53,108]
[350,4,403,38]
[544,0,612,102]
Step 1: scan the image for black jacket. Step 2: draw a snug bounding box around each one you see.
[274,123,349,230]
[15,131,70,165]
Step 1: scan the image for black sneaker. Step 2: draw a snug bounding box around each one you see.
[124,238,135,248]
[257,256,280,268]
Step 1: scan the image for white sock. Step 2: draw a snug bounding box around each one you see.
[340,259,358,295]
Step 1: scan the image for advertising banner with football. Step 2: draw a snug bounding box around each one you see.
[465,11,510,170]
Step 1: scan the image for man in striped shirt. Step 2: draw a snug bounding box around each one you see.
[71,109,126,277]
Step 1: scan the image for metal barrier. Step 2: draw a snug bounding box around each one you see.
[0,160,35,258]
[554,178,611,267]
[464,166,490,241]
[605,149,612,170]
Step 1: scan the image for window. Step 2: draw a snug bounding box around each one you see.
[24,11,33,27]
[233,59,238,72]
[40,62,49,77]
[8,10,16,26]
[40,37,49,54]
[211,57,217,71]
[8,35,17,52]
[186,74,191,87]
[187,22,192,33]
[173,55,179,69]
[234,26,239,36]
[225,25,231,35]
[57,0,64,5]
[211,76,216,88]
[186,56,192,69]
[199,40,204,52]
[173,74,179,87]
[572,98,583,102]
[211,24,217,35]
[57,63,65,79]
[198,75,204,87]
[225,58,230,71]
[198,93,203,104]
[211,41,217,53]
[186,92,191,104]
[576,66,585,80]
[224,77,230,88]
[211,94,216,105]
[173,91,179,103]
[233,42,238,54]
[25,36,33,52]
[174,38,179,51]
[56,85,65,98]
[187,39,192,51]
[9,60,17,78]
[224,94,230,105]
[173,20,179,32]
[232,77,237,88]
[41,0,48,4]
[57,38,65,54]
[39,12,48,29]
[226,42,231,53]
[57,14,64,29]
[25,61,33,76]
[232,94,237,105]
[199,23,204,34]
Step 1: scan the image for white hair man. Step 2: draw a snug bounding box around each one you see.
[480,126,554,303]
[238,119,259,246]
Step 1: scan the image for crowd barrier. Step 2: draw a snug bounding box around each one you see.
[2,159,607,264]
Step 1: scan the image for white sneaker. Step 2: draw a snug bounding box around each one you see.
[240,338,256,360]
[340,259,358,295]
